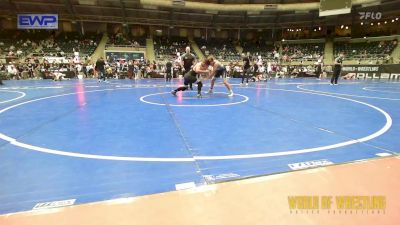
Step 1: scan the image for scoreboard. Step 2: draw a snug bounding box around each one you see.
[319,0,352,16]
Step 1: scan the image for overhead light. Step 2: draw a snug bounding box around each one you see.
[345,26,349,29]
[396,18,399,20]
[392,19,395,22]
[282,39,285,42]
[314,28,317,31]
[371,22,374,25]
[172,0,185,6]
[377,22,380,26]
[361,22,364,25]
[340,25,344,29]
[363,36,367,39]
[384,21,387,24]
[318,27,321,30]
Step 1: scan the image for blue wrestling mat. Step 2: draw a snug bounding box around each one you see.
[0,78,398,214]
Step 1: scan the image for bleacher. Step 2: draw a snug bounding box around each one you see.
[42,32,102,57]
[196,38,239,61]
[0,30,50,59]
[334,40,397,60]
[240,40,276,59]
[282,43,325,61]
[107,33,146,47]
[154,36,192,61]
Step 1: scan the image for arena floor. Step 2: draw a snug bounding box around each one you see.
[0,78,399,222]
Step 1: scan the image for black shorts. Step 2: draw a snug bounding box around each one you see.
[184,71,198,85]
[214,67,225,78]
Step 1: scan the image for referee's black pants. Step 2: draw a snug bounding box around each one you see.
[331,68,341,84]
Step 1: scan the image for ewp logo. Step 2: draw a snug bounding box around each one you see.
[18,14,58,29]
[359,12,382,20]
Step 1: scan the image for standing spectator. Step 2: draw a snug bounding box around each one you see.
[96,57,106,82]
[241,53,251,85]
[315,55,324,80]
[165,60,173,82]
[0,64,3,85]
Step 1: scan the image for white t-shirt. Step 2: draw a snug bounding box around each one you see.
[76,64,82,72]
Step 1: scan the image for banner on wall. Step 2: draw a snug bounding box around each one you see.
[105,51,145,62]
[18,14,58,29]
[342,64,400,80]
[44,57,68,64]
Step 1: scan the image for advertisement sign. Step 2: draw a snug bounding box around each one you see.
[18,14,58,29]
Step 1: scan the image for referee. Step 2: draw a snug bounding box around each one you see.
[181,46,196,89]
[331,53,344,85]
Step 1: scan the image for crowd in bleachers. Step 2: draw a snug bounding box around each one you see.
[39,32,101,57]
[334,39,397,61]
[196,38,239,61]
[0,30,49,59]
[282,43,325,62]
[154,36,192,62]
[239,40,277,60]
[107,32,146,47]
[0,31,102,60]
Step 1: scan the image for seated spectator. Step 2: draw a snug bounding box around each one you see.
[16,49,23,57]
